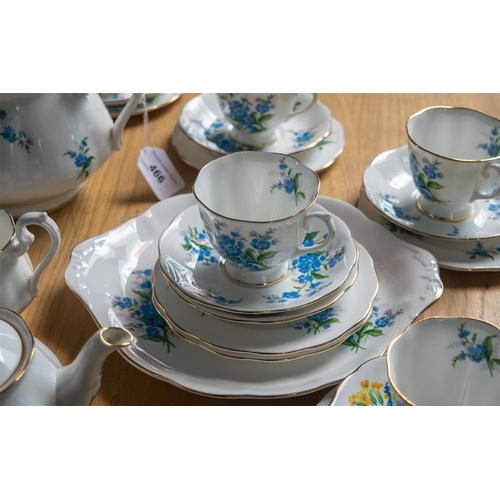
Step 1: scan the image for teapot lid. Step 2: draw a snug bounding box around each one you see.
[0,309,34,395]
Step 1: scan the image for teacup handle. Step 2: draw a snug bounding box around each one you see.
[475,162,500,200]
[290,93,318,116]
[295,211,336,256]
[11,212,61,298]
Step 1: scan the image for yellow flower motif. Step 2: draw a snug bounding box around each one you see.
[360,379,369,388]
[347,379,389,406]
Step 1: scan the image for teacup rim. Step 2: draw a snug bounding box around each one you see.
[406,105,500,163]
[193,151,321,223]
[386,314,500,406]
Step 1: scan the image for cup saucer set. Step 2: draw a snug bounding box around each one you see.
[358,106,500,272]
[171,93,345,173]
[316,105,500,406]
[65,111,444,399]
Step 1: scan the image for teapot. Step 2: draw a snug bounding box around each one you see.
[0,307,133,405]
[0,93,144,217]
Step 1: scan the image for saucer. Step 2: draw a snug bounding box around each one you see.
[178,93,332,155]
[105,93,181,118]
[161,249,360,324]
[100,93,156,105]
[171,117,345,174]
[158,204,358,315]
[358,188,500,272]
[64,193,442,398]
[152,241,377,361]
[363,146,500,240]
[329,356,391,406]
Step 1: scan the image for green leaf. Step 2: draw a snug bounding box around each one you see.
[369,392,378,405]
[181,243,192,251]
[257,251,277,262]
[471,333,477,343]
[377,393,384,405]
[132,289,151,300]
[312,273,328,280]
[427,181,444,190]
[361,328,384,338]
[298,191,306,200]
[258,114,273,123]
[305,231,320,240]
[354,402,367,406]
[491,358,500,366]
[482,335,495,360]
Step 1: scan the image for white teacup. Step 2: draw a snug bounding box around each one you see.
[216,93,318,147]
[386,317,500,406]
[0,210,60,313]
[193,151,336,286]
[407,106,500,221]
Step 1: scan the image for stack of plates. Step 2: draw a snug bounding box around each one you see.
[359,146,500,272]
[99,93,181,118]
[64,193,443,399]
[171,93,344,173]
[153,202,378,362]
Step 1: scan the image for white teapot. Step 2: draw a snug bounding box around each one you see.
[0,307,133,405]
[0,93,143,217]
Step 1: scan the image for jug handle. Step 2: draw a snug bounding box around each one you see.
[111,93,145,150]
[12,212,61,299]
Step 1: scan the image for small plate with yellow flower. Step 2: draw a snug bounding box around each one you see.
[330,355,393,406]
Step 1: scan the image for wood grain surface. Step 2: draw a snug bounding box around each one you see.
[18,93,500,405]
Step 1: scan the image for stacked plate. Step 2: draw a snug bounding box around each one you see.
[171,93,345,173]
[359,146,500,272]
[64,193,443,398]
[99,93,181,118]
[152,201,380,362]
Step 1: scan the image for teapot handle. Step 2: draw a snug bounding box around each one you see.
[12,212,61,298]
[111,93,145,150]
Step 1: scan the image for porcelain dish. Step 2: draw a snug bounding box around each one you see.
[358,188,500,272]
[160,250,360,325]
[171,117,345,174]
[100,93,155,105]
[106,93,181,118]
[363,146,500,240]
[158,204,358,315]
[179,93,332,155]
[329,356,392,406]
[152,240,378,362]
[64,193,443,398]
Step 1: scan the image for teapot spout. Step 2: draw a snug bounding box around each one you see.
[111,93,145,150]
[56,327,133,406]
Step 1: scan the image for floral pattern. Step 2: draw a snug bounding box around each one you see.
[111,269,176,352]
[270,157,306,205]
[0,109,34,153]
[218,93,277,134]
[348,380,393,406]
[477,126,500,158]
[380,193,421,222]
[289,129,317,148]
[450,322,499,376]
[343,303,403,353]
[263,235,345,303]
[291,306,341,335]
[198,119,242,153]
[409,152,448,205]
[63,137,95,179]
[487,201,500,221]
[200,212,280,272]
[181,226,217,266]
[466,241,500,261]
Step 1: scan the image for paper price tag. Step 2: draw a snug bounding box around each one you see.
[138,146,185,200]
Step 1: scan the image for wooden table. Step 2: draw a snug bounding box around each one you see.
[20,93,500,405]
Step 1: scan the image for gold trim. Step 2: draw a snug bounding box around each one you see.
[193,151,321,224]
[361,183,500,241]
[151,267,377,361]
[0,210,15,253]
[224,264,289,288]
[386,315,498,405]
[159,242,360,317]
[0,309,35,395]
[172,121,343,174]
[406,106,500,163]
[416,199,474,221]
[156,301,373,363]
